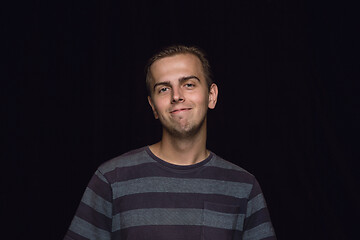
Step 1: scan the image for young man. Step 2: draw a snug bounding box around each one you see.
[64,45,276,240]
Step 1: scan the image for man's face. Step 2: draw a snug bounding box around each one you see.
[148,53,218,138]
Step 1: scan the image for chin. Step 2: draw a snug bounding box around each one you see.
[165,119,206,139]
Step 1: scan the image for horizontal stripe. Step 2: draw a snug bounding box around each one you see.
[246,193,266,217]
[112,177,252,199]
[261,237,277,240]
[245,208,272,230]
[248,178,263,199]
[76,202,112,230]
[65,229,89,240]
[204,201,242,214]
[202,227,242,240]
[204,209,245,231]
[69,216,111,240]
[243,222,275,240]
[113,192,247,214]
[103,162,254,185]
[112,208,245,231]
[116,208,202,230]
[87,172,112,202]
[95,169,109,183]
[99,148,156,174]
[81,187,112,218]
[113,225,202,240]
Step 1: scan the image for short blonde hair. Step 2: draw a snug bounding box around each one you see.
[145,45,213,96]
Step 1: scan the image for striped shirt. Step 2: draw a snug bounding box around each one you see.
[64,146,276,240]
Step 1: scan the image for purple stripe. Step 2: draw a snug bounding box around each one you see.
[87,174,112,202]
[113,225,243,240]
[113,192,247,214]
[103,163,254,184]
[204,201,242,214]
[202,226,242,240]
[113,225,202,240]
[248,178,263,199]
[65,229,89,240]
[262,237,277,240]
[76,202,112,231]
[244,207,272,230]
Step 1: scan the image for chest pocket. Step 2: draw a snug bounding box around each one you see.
[202,202,244,240]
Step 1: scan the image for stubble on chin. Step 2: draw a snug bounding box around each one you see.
[161,115,206,139]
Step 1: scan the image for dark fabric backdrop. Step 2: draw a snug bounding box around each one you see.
[3,0,359,239]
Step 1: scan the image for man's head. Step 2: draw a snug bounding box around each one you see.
[146,45,218,139]
[145,45,213,97]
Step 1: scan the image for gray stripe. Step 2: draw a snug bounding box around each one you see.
[112,212,121,232]
[116,208,202,230]
[112,208,245,231]
[112,177,252,199]
[69,216,111,240]
[95,170,109,183]
[246,193,266,217]
[99,150,155,174]
[243,222,275,240]
[81,187,112,218]
[204,209,245,231]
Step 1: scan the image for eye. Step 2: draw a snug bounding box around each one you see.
[158,87,169,93]
[184,83,195,88]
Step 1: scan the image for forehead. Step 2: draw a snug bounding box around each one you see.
[150,54,203,82]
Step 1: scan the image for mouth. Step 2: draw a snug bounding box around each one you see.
[170,108,192,114]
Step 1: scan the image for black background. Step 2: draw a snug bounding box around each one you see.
[3,0,359,239]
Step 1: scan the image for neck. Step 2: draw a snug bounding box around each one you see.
[150,122,209,166]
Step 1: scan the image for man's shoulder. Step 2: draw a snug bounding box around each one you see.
[209,152,255,178]
[97,146,155,174]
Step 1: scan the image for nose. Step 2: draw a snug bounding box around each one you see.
[171,86,185,103]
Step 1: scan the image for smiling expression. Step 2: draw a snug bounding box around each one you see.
[148,53,218,138]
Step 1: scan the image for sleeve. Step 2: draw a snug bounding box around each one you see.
[242,178,276,240]
[64,170,113,240]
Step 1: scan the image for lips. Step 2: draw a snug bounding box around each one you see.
[170,108,192,114]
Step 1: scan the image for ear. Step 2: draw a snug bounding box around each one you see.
[208,83,218,109]
[148,96,159,119]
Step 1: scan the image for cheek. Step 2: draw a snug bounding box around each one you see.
[152,97,169,115]
[190,91,208,107]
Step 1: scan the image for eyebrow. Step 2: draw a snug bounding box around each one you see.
[153,75,200,91]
